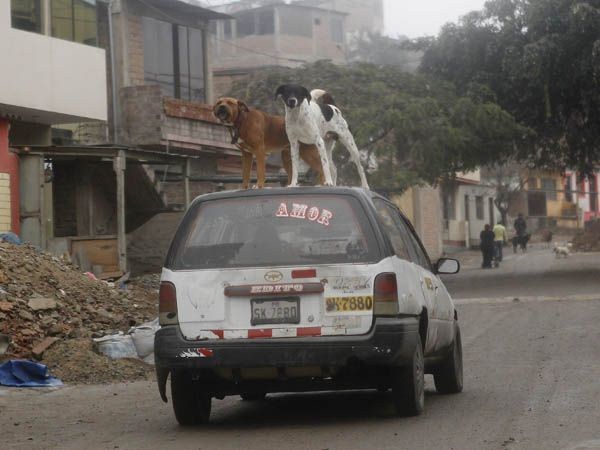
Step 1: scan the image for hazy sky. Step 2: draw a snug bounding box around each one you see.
[384,0,487,38]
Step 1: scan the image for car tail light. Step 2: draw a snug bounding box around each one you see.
[373,273,399,316]
[292,269,317,279]
[159,281,178,325]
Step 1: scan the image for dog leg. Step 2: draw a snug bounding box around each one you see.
[281,147,293,186]
[301,145,325,185]
[325,139,337,186]
[241,150,253,190]
[316,136,334,186]
[255,150,266,189]
[289,140,301,187]
[338,133,369,189]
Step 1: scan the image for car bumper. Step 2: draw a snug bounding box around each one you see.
[154,317,419,400]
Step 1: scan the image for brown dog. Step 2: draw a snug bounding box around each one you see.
[213,97,324,188]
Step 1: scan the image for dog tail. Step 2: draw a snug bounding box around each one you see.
[311,89,336,106]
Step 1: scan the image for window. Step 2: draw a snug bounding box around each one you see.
[395,214,431,269]
[170,195,380,269]
[475,196,484,220]
[330,17,344,43]
[590,175,598,213]
[279,8,313,37]
[11,0,42,33]
[564,176,573,202]
[442,186,456,221]
[374,201,412,261]
[178,26,206,102]
[541,178,556,201]
[464,195,470,221]
[223,20,232,39]
[143,16,175,98]
[143,17,206,102]
[51,0,98,46]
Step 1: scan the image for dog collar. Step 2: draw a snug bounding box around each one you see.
[233,109,246,130]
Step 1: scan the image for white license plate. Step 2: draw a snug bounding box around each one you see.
[251,297,300,325]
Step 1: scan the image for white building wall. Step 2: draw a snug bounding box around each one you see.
[0,1,107,124]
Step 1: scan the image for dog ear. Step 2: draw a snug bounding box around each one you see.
[301,86,311,104]
[274,85,285,101]
[237,100,249,112]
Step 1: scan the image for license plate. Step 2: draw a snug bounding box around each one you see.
[325,296,373,312]
[251,297,300,325]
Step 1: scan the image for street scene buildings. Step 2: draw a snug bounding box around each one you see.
[2,0,600,447]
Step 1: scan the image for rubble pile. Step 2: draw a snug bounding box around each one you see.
[572,220,600,252]
[0,242,159,382]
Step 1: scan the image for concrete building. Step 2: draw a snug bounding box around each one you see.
[210,2,347,97]
[295,0,384,37]
[0,0,107,236]
[440,171,500,248]
[510,169,599,229]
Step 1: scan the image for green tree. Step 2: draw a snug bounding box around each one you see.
[227,61,530,191]
[421,0,600,174]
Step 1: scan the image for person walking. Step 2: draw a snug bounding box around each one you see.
[493,221,508,263]
[480,224,495,269]
[513,213,528,253]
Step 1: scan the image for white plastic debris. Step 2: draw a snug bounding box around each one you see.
[93,332,138,359]
[129,318,160,360]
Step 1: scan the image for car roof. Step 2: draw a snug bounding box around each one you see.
[189,186,387,206]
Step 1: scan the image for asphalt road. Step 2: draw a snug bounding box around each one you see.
[2,249,600,450]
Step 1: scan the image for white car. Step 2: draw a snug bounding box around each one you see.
[155,187,463,425]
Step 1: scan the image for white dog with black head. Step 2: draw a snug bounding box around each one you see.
[275,84,370,189]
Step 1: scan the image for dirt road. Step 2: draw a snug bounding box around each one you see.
[2,248,600,450]
[2,294,600,450]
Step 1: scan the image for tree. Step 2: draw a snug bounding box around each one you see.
[481,160,528,224]
[227,60,530,191]
[421,0,600,175]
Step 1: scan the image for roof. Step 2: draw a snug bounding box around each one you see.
[190,186,375,205]
[139,0,232,20]
[229,3,347,17]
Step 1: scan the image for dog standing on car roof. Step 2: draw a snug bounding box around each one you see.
[275,84,370,189]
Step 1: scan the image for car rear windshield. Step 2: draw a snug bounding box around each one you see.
[169,194,381,270]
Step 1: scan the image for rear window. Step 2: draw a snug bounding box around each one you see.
[169,195,381,269]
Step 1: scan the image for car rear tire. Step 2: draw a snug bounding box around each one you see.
[433,324,463,394]
[170,371,212,426]
[391,334,425,416]
[240,392,267,401]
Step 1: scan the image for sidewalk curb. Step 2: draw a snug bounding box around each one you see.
[454,294,600,305]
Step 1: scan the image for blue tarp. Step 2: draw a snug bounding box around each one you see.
[0,360,63,387]
[0,232,21,245]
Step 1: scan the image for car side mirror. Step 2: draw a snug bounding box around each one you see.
[435,258,460,275]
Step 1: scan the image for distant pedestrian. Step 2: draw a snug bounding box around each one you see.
[493,221,508,263]
[513,213,528,253]
[480,224,495,268]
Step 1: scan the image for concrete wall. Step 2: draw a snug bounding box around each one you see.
[444,183,499,247]
[390,185,443,262]
[0,1,107,124]
[0,119,19,234]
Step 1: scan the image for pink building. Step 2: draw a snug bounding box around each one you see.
[563,170,600,222]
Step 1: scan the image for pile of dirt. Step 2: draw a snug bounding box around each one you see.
[0,242,159,382]
[572,220,600,252]
[42,339,155,384]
